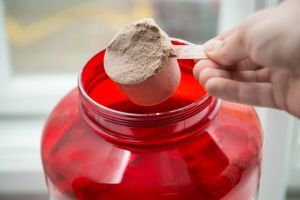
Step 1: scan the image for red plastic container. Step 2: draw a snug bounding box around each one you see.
[41,39,263,200]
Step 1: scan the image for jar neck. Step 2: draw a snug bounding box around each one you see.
[79,88,220,146]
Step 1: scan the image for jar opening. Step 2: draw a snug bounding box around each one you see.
[79,39,209,118]
[78,38,220,146]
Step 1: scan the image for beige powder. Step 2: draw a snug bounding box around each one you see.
[104,18,176,85]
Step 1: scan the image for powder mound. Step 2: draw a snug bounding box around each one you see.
[104,18,176,85]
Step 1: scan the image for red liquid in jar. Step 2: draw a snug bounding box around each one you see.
[88,62,206,113]
[42,43,262,200]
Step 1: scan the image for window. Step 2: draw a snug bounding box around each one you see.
[4,0,219,75]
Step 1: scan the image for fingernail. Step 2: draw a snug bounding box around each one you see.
[205,40,224,53]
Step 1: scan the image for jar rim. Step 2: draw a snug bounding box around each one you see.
[78,38,212,119]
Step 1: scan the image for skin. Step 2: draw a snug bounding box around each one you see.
[193,0,300,118]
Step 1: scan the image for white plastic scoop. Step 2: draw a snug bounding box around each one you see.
[173,45,207,59]
[104,18,208,106]
[114,45,208,106]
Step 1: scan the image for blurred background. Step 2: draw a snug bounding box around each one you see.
[4,0,218,75]
[0,0,299,199]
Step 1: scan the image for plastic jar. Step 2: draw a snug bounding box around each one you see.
[41,39,263,200]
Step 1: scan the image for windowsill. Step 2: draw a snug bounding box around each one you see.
[0,74,77,115]
[0,117,48,194]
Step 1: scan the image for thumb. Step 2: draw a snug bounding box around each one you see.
[204,31,248,66]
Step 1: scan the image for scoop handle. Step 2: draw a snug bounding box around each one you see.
[174,45,208,59]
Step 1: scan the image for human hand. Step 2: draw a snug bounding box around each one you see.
[193,0,300,118]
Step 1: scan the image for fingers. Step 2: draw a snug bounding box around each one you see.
[204,78,277,108]
[218,27,238,40]
[206,26,238,42]
[193,59,219,79]
[204,30,248,66]
[236,58,263,71]
[193,59,270,83]
[198,67,270,84]
[193,59,273,108]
